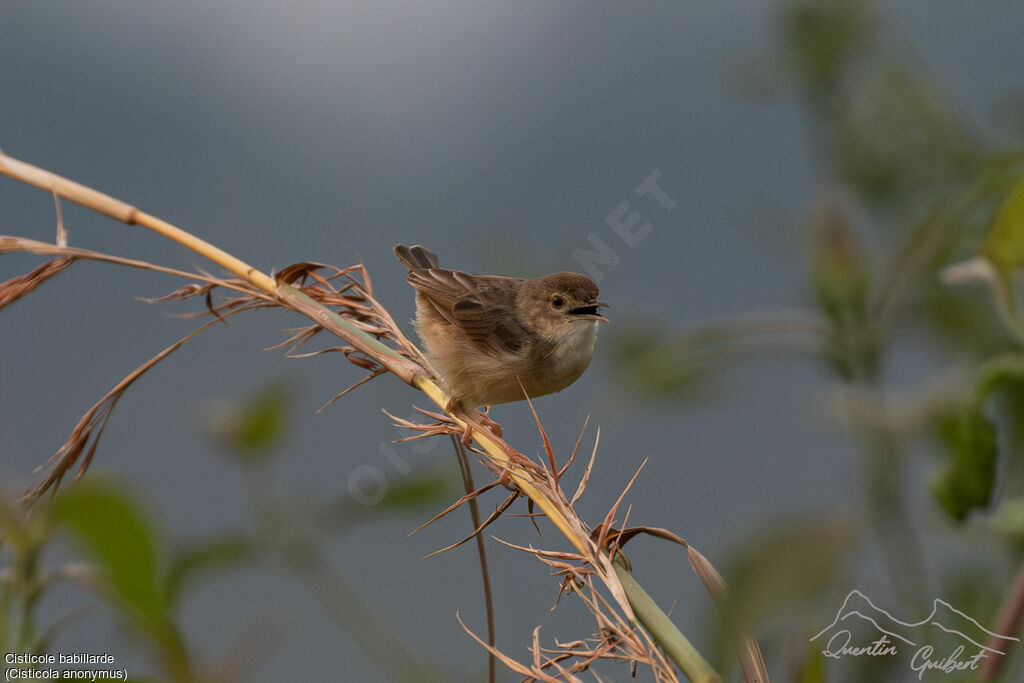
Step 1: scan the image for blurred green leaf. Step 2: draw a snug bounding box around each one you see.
[781,0,870,95]
[164,534,257,607]
[835,67,978,205]
[715,518,856,667]
[372,469,456,509]
[810,197,879,378]
[992,496,1024,546]
[942,568,1003,633]
[919,280,1010,356]
[0,491,54,654]
[613,332,704,401]
[811,197,870,318]
[323,467,457,528]
[983,173,1024,276]
[994,372,1024,466]
[211,380,293,460]
[0,489,52,559]
[776,0,983,208]
[974,352,1024,401]
[929,410,997,521]
[794,639,827,683]
[52,481,164,622]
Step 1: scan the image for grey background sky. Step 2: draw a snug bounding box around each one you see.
[3,1,1023,680]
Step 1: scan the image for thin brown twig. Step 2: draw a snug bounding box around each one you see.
[979,558,1024,680]
[409,479,503,535]
[450,434,497,683]
[419,491,517,561]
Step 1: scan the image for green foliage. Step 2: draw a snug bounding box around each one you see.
[917,279,1009,356]
[210,380,292,460]
[52,481,165,624]
[0,493,54,655]
[163,534,256,607]
[792,639,827,683]
[6,1,1024,679]
[607,5,1024,680]
[929,409,997,521]
[810,197,878,378]
[1,375,456,681]
[811,201,870,318]
[612,328,705,401]
[992,496,1024,547]
[984,173,1024,277]
[323,467,456,530]
[780,0,870,95]
[714,518,857,669]
[834,67,980,207]
[781,0,982,210]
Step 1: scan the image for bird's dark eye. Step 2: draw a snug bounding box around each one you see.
[551,295,566,309]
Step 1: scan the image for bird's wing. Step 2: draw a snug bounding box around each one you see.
[394,244,439,271]
[406,269,528,355]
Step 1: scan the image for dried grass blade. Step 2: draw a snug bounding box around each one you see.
[0,257,77,310]
[527,498,541,538]
[275,262,334,286]
[557,414,590,480]
[1,237,271,300]
[307,269,338,292]
[287,345,346,359]
[570,427,600,506]
[269,325,321,353]
[490,537,583,562]
[595,458,646,552]
[419,492,516,560]
[688,547,768,683]
[409,480,502,535]
[316,368,388,413]
[611,526,689,550]
[409,405,452,423]
[53,192,67,246]
[26,317,227,502]
[382,410,462,440]
[456,613,568,682]
[518,378,558,477]
[204,287,228,324]
[139,283,212,304]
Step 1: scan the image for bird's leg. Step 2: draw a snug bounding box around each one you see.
[459,420,474,447]
[497,469,519,492]
[448,404,502,446]
[476,407,502,438]
[446,398,477,447]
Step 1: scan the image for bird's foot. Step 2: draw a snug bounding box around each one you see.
[476,407,502,438]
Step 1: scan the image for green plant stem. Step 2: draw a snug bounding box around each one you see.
[838,299,925,611]
[250,485,442,682]
[844,362,926,611]
[861,425,926,612]
[990,272,1024,346]
[614,562,721,683]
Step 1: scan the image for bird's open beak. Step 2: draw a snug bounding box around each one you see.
[569,302,610,323]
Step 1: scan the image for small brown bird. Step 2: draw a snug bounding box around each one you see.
[394,244,607,416]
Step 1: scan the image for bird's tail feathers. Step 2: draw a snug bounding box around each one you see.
[394,243,439,271]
